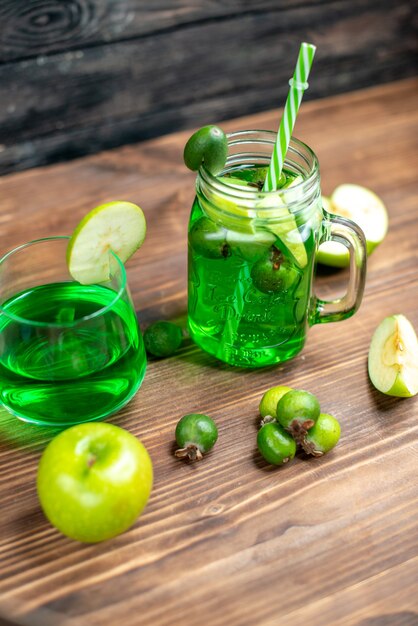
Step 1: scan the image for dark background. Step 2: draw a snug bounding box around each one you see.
[0,0,416,175]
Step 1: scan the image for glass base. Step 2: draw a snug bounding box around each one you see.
[0,360,146,427]
[189,323,305,368]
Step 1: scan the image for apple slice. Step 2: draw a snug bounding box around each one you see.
[202,173,308,267]
[316,196,348,267]
[317,184,388,268]
[256,175,308,268]
[200,178,257,235]
[368,315,418,397]
[217,176,254,188]
[266,210,308,269]
[67,201,146,284]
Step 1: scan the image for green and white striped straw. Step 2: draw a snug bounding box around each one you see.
[263,42,316,192]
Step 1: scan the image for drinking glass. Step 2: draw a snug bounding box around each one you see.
[0,237,146,425]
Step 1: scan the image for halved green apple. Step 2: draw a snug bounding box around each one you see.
[368,315,418,397]
[317,184,388,268]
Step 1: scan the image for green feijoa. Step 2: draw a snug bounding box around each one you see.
[251,247,297,294]
[227,231,276,263]
[257,422,296,466]
[302,413,341,457]
[189,216,230,259]
[183,125,228,175]
[175,413,218,462]
[277,389,320,441]
[259,385,293,422]
[144,321,183,358]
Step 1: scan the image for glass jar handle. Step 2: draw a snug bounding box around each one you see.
[310,214,367,324]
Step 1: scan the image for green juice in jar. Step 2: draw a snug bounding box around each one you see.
[188,164,317,367]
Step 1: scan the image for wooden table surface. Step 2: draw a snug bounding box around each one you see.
[0,79,417,626]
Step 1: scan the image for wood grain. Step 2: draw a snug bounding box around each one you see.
[0,0,416,174]
[0,78,417,626]
[0,0,324,63]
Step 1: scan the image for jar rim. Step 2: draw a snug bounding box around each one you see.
[199,131,319,200]
[197,131,320,217]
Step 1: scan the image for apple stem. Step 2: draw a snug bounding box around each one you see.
[87,454,97,468]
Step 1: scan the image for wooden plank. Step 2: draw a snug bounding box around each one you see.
[0,79,417,626]
[0,0,322,63]
[0,0,416,174]
[2,0,414,64]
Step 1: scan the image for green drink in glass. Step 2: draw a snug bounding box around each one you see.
[0,237,146,425]
[188,131,367,367]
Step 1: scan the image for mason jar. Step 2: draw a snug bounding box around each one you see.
[188,130,367,367]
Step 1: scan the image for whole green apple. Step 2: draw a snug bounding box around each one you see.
[37,423,153,543]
